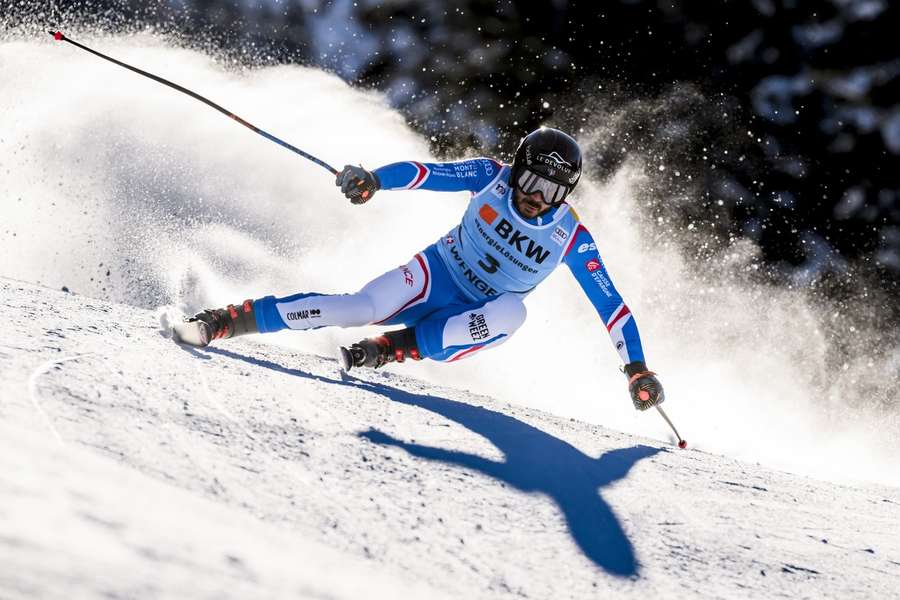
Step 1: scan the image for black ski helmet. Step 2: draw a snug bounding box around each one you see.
[511,127,582,204]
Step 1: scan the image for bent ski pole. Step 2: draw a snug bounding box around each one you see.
[48,31,338,175]
[656,405,687,449]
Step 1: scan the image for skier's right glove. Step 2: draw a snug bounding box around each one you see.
[624,361,665,411]
[336,165,380,204]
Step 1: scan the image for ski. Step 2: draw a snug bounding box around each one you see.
[160,312,212,348]
[171,320,212,347]
[337,346,355,371]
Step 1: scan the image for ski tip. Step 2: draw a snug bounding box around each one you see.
[678,439,687,449]
[337,346,353,372]
[171,320,212,348]
[49,31,64,41]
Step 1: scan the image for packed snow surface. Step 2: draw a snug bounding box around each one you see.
[2,279,899,599]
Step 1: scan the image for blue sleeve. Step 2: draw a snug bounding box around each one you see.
[563,223,646,365]
[373,158,503,193]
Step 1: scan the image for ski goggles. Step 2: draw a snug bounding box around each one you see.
[516,168,571,205]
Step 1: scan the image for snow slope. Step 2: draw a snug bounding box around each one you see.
[2,278,898,599]
[2,32,899,488]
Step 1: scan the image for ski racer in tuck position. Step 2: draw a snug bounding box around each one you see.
[173,127,665,410]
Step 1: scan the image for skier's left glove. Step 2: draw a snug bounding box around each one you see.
[624,361,665,411]
[336,165,380,204]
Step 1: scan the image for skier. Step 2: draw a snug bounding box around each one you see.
[173,127,665,411]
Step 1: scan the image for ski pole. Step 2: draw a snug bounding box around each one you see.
[48,30,338,175]
[656,405,687,449]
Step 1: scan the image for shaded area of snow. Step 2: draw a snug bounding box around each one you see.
[2,279,898,598]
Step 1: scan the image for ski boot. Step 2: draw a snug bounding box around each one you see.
[172,299,258,348]
[339,327,421,371]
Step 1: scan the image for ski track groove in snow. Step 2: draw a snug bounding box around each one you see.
[193,360,257,442]
[0,279,899,599]
[26,353,94,447]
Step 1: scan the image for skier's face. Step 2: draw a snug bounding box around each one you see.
[514,188,552,219]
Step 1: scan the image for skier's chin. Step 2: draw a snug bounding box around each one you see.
[517,202,543,218]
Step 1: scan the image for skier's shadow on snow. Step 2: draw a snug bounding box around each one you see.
[204,347,659,577]
[355,382,660,578]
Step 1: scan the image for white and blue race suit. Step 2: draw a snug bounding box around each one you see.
[252,158,645,363]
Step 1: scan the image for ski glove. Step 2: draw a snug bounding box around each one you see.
[336,165,380,204]
[624,361,665,411]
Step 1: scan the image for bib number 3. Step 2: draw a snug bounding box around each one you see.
[478,254,499,274]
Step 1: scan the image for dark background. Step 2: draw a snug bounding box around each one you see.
[7,0,899,310]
